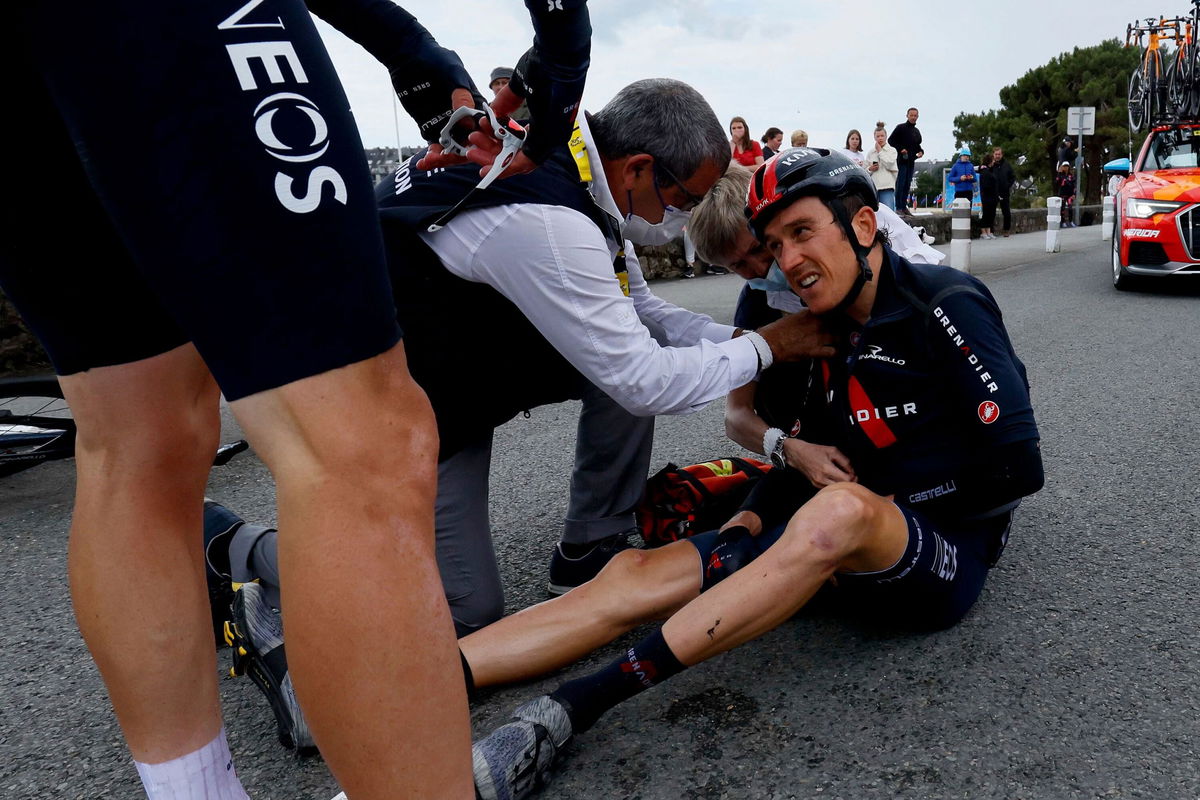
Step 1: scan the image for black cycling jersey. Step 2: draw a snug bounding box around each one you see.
[745,247,1042,525]
[3,0,401,400]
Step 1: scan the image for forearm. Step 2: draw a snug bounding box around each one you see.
[725,383,769,453]
[511,0,591,162]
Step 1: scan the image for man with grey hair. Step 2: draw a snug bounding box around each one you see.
[217,79,833,751]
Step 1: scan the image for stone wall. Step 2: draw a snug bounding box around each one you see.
[633,242,692,280]
[911,203,1102,244]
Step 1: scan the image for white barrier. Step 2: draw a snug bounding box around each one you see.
[1046,197,1062,253]
[950,198,972,272]
[1101,196,1115,241]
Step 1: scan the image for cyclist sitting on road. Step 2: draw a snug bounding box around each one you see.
[459,148,1045,798]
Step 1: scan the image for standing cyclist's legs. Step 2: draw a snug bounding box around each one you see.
[62,347,224,762]
[9,2,470,797]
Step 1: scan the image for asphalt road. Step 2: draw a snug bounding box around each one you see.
[2,232,1198,799]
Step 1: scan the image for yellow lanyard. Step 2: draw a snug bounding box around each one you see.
[568,122,630,297]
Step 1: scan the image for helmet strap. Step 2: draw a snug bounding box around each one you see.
[826,198,874,315]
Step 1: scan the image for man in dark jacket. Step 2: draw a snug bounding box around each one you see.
[992,147,1016,237]
[888,107,924,213]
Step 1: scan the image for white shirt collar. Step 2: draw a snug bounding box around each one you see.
[577,114,624,230]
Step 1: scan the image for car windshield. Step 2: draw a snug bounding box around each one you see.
[1143,128,1200,170]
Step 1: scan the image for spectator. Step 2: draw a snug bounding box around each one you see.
[730,116,764,166]
[979,151,997,239]
[888,107,924,214]
[1057,138,1077,171]
[1055,161,1076,227]
[992,146,1015,237]
[791,128,809,147]
[843,129,865,164]
[489,65,530,121]
[948,146,976,204]
[761,126,784,159]
[866,123,899,210]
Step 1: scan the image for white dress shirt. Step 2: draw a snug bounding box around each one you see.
[419,115,759,417]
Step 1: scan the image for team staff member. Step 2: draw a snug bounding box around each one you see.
[220,80,835,752]
[463,149,1043,799]
[3,2,589,799]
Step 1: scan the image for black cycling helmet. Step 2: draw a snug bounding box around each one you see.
[744,147,880,314]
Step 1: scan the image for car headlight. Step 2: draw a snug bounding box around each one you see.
[1125,198,1185,218]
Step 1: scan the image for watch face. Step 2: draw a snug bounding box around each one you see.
[770,449,786,469]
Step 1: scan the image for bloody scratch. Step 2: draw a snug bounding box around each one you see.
[706,618,721,640]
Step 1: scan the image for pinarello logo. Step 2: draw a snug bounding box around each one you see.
[977,401,1000,424]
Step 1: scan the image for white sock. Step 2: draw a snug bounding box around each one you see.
[133,728,249,800]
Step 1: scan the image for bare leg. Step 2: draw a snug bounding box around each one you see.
[63,344,223,762]
[231,341,470,800]
[662,483,909,665]
[462,541,703,688]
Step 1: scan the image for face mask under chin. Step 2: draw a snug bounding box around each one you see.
[746,262,791,293]
[623,187,690,246]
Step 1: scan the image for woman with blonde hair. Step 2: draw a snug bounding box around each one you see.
[866,122,899,210]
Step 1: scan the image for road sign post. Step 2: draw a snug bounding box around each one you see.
[1067,106,1096,226]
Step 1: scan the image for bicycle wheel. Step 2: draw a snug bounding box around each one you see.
[1147,63,1163,125]
[1169,46,1190,116]
[0,375,76,478]
[1188,46,1200,118]
[1129,68,1147,131]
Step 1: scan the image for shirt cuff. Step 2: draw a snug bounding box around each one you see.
[701,322,738,343]
[717,335,762,387]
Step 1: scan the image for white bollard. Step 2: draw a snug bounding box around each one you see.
[1046,197,1062,253]
[950,198,972,272]
[1101,195,1115,241]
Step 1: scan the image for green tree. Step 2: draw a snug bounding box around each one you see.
[953,39,1141,203]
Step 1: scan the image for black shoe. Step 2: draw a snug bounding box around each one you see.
[704,265,728,275]
[203,499,242,646]
[681,264,696,279]
[546,531,640,595]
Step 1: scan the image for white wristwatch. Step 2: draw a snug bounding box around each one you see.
[763,427,787,469]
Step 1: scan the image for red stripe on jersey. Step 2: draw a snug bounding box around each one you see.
[847,376,897,448]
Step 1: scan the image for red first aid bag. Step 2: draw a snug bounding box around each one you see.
[636,457,771,547]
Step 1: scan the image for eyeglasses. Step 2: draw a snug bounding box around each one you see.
[653,160,706,211]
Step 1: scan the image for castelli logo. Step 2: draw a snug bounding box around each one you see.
[978,401,1000,424]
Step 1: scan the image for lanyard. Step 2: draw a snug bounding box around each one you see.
[569,122,630,298]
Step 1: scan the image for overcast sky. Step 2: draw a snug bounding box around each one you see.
[315,1,1151,162]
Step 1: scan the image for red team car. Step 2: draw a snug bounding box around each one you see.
[1110,123,1200,289]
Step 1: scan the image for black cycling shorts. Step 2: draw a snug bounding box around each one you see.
[1,1,401,401]
[688,506,1014,632]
